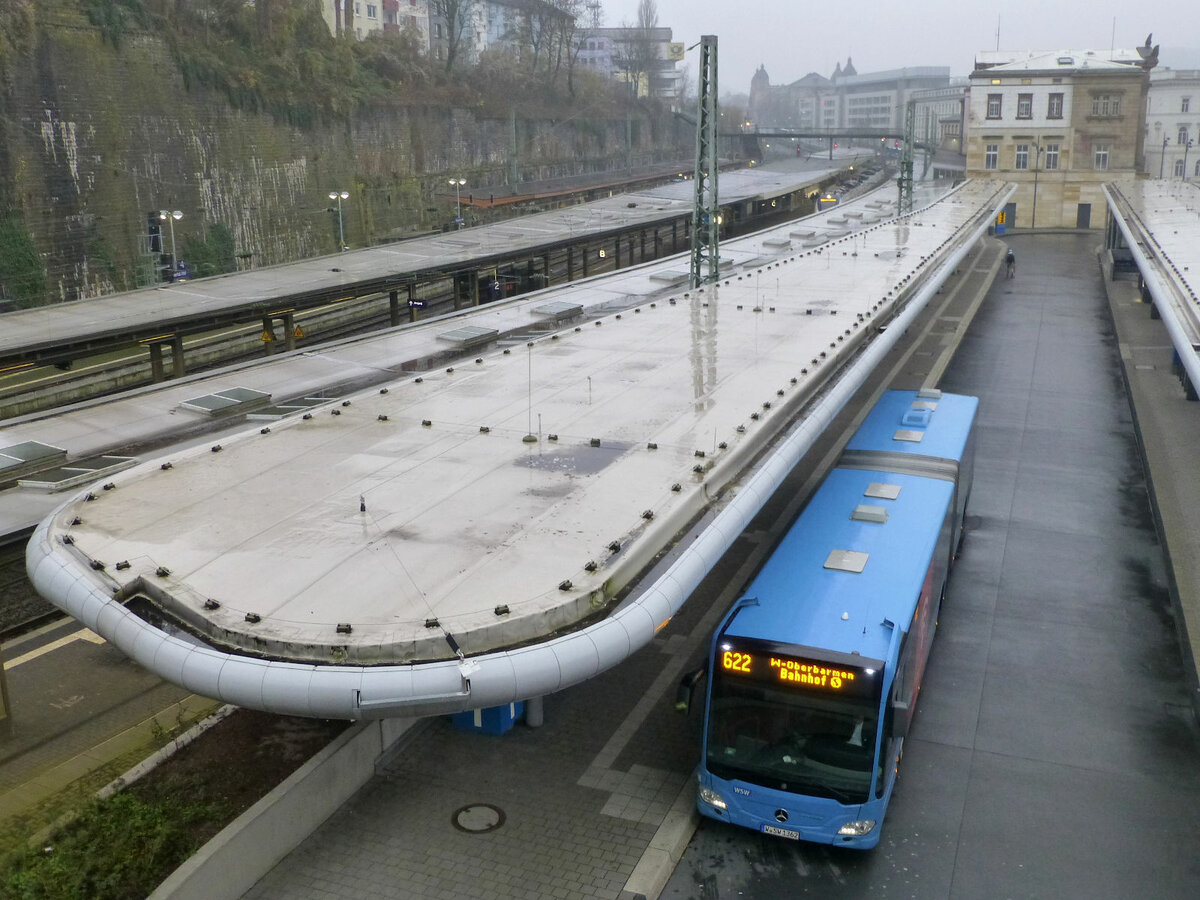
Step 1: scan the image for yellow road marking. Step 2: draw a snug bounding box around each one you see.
[3,628,106,670]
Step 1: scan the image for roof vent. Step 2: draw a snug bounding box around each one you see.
[851,504,889,524]
[1057,56,1074,65]
[893,429,925,443]
[916,388,942,400]
[865,482,901,500]
[824,549,869,573]
[901,408,932,428]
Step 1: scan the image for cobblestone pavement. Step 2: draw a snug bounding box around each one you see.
[241,578,732,900]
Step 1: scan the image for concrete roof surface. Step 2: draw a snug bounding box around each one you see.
[39,179,1008,666]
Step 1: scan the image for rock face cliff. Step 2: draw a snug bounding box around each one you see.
[0,7,689,307]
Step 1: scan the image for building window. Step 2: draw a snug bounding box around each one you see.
[1094,143,1110,170]
[367,3,377,17]
[1179,126,1190,145]
[1015,144,1029,169]
[1047,93,1064,119]
[355,2,361,14]
[1091,94,1120,117]
[1044,143,1060,170]
[986,94,1002,119]
[985,144,999,169]
[1184,97,1191,113]
[1177,160,1186,177]
[1196,159,1200,177]
[1017,94,1033,119]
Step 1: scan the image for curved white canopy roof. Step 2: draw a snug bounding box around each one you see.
[28,179,1013,718]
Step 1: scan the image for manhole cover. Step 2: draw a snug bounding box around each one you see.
[452,803,506,833]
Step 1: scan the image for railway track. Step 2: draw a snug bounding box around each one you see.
[0,535,57,639]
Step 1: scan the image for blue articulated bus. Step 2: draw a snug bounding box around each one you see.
[694,389,977,848]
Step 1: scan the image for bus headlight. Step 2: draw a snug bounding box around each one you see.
[837,819,876,836]
[698,785,727,810]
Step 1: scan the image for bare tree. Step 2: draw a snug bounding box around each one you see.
[551,0,590,95]
[509,0,579,80]
[256,0,276,39]
[431,0,475,73]
[637,0,657,30]
[613,1,659,100]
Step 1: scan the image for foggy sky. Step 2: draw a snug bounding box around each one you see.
[599,0,1200,97]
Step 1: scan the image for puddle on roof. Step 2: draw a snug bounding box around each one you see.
[515,440,632,476]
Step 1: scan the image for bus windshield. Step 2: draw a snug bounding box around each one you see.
[705,673,882,805]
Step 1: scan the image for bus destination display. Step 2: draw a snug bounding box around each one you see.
[718,645,878,697]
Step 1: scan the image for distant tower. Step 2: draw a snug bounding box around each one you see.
[843,56,857,77]
[749,64,770,122]
[832,60,843,81]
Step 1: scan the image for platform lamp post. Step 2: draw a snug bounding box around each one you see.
[1030,143,1043,229]
[1183,139,1194,181]
[329,191,349,250]
[449,178,466,229]
[1160,136,1169,179]
[158,209,182,274]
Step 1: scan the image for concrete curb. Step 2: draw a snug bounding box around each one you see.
[620,779,701,900]
[97,704,237,800]
[1,693,221,836]
[150,717,415,900]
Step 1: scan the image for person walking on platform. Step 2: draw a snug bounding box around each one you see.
[1005,247,1016,279]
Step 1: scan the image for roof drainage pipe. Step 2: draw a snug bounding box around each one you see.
[1102,184,1200,394]
[27,183,1015,721]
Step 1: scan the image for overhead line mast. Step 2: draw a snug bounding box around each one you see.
[898,98,916,215]
[690,35,719,288]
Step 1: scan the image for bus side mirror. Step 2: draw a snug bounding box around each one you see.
[891,700,912,738]
[675,667,707,713]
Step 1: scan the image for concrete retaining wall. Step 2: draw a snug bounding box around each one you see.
[149,717,415,900]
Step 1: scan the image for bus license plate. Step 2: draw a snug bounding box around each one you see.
[761,824,800,840]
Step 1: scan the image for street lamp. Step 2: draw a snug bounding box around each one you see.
[1030,144,1043,230]
[449,178,466,229]
[158,209,182,274]
[328,191,349,250]
[1183,139,1194,180]
[1160,136,1170,179]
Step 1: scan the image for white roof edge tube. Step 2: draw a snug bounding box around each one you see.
[26,183,1014,721]
[1102,183,1200,393]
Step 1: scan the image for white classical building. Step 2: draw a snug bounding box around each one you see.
[1145,69,1200,180]
[965,45,1157,229]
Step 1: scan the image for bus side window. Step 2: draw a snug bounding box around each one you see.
[877,704,896,798]
[890,637,916,738]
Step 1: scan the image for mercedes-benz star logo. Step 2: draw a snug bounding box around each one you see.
[774,809,789,823]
